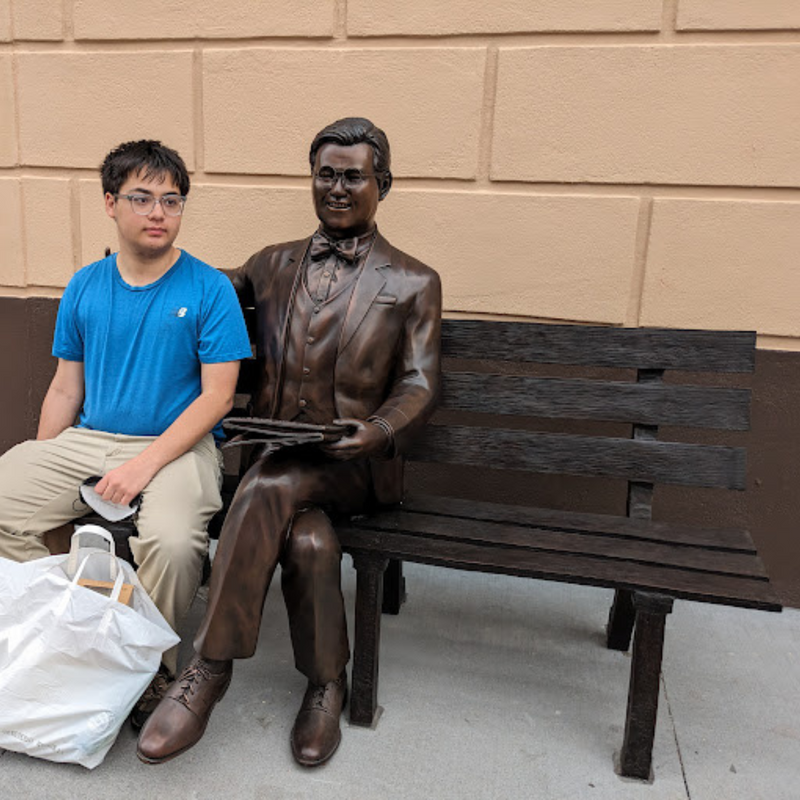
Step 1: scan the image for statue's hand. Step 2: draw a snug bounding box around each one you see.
[321,418,389,460]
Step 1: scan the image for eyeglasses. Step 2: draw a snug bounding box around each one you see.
[313,167,376,189]
[115,193,187,216]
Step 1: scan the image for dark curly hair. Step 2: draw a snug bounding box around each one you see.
[100,140,190,196]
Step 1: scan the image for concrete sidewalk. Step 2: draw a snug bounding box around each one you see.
[4,561,798,800]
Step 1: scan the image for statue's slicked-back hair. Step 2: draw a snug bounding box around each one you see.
[308,117,391,176]
[100,140,190,197]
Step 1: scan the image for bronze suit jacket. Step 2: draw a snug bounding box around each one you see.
[227,231,442,504]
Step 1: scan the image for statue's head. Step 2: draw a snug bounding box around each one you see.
[308,118,393,239]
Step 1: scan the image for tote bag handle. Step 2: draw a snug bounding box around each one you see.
[66,524,118,579]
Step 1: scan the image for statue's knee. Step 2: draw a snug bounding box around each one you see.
[233,461,301,510]
[286,509,340,566]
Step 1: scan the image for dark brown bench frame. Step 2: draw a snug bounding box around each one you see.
[333,319,781,782]
[75,317,781,782]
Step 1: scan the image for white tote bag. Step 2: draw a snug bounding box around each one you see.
[0,525,179,769]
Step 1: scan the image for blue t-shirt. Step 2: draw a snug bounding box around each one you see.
[53,250,252,441]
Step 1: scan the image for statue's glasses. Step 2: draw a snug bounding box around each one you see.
[114,193,187,216]
[313,167,376,190]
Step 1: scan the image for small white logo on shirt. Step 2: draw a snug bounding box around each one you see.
[175,307,188,318]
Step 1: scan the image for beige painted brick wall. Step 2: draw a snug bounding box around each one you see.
[678,0,800,31]
[641,199,800,337]
[203,48,486,178]
[22,178,74,287]
[2,2,800,349]
[381,191,640,322]
[17,52,195,168]
[13,0,63,41]
[493,45,800,187]
[73,0,335,40]
[0,178,24,286]
[348,0,663,36]
[0,55,16,166]
[0,0,10,43]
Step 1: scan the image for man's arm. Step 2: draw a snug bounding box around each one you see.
[94,360,239,506]
[325,268,442,460]
[37,359,85,440]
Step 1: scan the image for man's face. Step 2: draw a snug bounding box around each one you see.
[312,143,383,240]
[104,170,183,258]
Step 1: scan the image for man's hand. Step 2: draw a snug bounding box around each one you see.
[94,456,158,507]
[322,418,389,461]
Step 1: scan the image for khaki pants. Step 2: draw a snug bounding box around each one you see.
[0,427,223,674]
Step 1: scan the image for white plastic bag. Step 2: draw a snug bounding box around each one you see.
[0,525,179,768]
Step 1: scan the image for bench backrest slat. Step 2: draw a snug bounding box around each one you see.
[410,425,747,490]
[234,317,755,496]
[442,320,756,373]
[441,373,750,430]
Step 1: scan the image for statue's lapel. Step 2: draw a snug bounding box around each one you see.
[338,233,391,354]
[269,237,311,414]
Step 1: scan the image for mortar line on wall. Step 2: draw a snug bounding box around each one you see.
[662,0,680,39]
[9,18,29,289]
[69,177,83,273]
[193,46,205,175]
[10,52,21,171]
[476,45,499,185]
[626,196,654,327]
[7,31,800,53]
[3,166,800,201]
[334,0,348,40]
[63,0,75,41]
[17,174,28,288]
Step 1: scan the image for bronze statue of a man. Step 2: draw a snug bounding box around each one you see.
[138,118,442,767]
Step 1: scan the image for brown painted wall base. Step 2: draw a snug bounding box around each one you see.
[2,296,798,607]
[0,298,58,452]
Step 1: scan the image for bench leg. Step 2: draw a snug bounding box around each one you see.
[381,558,407,615]
[618,592,674,781]
[606,588,636,651]
[350,552,389,727]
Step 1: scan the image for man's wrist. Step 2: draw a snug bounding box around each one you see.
[366,415,394,456]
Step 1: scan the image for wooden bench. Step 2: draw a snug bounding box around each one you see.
[69,316,780,781]
[333,318,782,781]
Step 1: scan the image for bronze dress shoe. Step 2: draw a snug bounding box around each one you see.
[136,654,232,765]
[291,671,348,767]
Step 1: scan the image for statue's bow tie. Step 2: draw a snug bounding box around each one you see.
[309,234,358,264]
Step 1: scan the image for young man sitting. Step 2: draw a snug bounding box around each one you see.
[0,140,252,727]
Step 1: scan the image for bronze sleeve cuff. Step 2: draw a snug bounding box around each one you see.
[367,415,395,457]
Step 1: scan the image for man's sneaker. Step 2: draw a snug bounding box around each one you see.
[131,665,172,731]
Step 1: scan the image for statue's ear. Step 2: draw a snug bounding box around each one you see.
[378,171,393,201]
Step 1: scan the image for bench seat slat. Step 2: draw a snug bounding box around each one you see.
[345,511,767,579]
[399,494,757,551]
[339,528,781,611]
[411,425,747,489]
[442,373,750,430]
[442,320,756,373]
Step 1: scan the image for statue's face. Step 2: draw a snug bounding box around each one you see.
[312,142,381,239]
